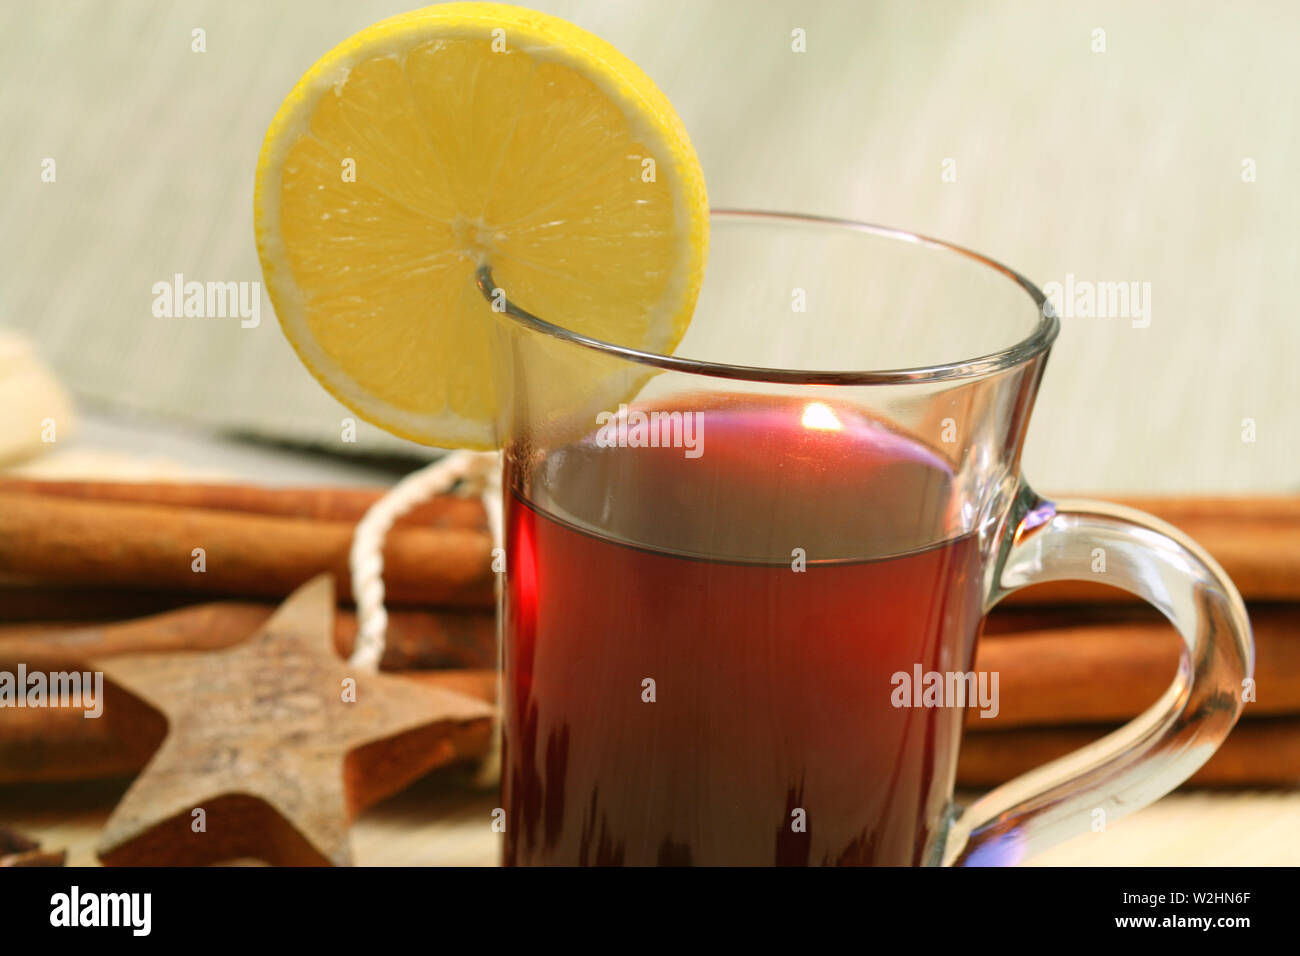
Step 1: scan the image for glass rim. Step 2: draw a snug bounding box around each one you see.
[477,208,1059,385]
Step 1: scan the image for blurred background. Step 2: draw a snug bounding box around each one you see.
[2,0,1296,490]
[0,1,1296,867]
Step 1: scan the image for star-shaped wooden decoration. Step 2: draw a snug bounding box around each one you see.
[92,575,495,866]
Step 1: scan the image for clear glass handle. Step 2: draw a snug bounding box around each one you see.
[944,483,1255,866]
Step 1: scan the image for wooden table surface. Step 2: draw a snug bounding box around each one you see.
[6,772,1298,867]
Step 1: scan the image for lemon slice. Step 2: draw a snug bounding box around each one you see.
[254,2,708,449]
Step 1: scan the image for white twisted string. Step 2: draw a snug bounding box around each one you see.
[348,448,502,672]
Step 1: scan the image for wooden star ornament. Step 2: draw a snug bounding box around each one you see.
[93,575,495,866]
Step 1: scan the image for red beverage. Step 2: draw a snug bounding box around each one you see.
[502,395,986,865]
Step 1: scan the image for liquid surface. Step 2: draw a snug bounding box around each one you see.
[502,396,986,865]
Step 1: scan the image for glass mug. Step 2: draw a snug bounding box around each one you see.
[483,210,1253,866]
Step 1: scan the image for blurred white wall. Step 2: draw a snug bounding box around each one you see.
[1,0,1295,492]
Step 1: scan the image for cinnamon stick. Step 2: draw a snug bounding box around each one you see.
[0,600,497,671]
[2,490,1295,608]
[982,603,1166,635]
[0,668,496,784]
[967,604,1299,728]
[957,718,1300,788]
[5,483,1289,539]
[0,492,495,609]
[1070,495,1300,524]
[1001,494,1300,604]
[0,478,487,530]
[0,586,199,623]
[0,683,166,783]
[7,598,1280,733]
[0,826,66,867]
